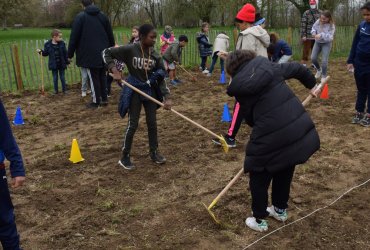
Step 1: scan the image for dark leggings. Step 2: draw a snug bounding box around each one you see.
[249,166,296,219]
[122,92,158,154]
[227,102,244,139]
[200,56,208,71]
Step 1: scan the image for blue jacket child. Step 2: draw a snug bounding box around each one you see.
[0,99,25,250]
[39,29,69,94]
[347,2,370,126]
[196,22,213,72]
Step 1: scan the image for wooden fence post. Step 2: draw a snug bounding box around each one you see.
[287,27,292,46]
[12,44,24,91]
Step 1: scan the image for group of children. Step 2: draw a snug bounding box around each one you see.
[17,1,370,239]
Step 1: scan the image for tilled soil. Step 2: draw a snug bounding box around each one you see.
[2,59,369,250]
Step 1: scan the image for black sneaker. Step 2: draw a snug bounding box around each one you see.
[118,153,135,170]
[100,100,108,107]
[150,151,166,164]
[359,114,370,127]
[86,102,99,109]
[212,135,236,148]
[352,112,364,124]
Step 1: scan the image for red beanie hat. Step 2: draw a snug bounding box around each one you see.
[309,0,316,5]
[236,3,256,23]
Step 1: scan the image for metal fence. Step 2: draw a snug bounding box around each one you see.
[0,26,357,92]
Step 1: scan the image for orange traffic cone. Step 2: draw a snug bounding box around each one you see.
[320,83,329,99]
[69,139,84,163]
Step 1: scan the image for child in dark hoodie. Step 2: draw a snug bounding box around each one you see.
[225,50,320,232]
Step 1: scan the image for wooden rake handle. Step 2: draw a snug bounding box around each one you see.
[177,64,196,79]
[302,76,330,106]
[120,80,221,140]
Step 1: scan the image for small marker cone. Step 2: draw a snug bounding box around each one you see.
[219,71,226,84]
[69,139,84,164]
[13,106,25,125]
[320,83,329,99]
[221,103,232,122]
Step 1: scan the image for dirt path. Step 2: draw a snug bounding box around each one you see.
[2,59,369,249]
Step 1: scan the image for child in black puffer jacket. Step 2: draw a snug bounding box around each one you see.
[225,50,320,232]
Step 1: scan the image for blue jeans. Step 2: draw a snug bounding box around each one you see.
[354,72,370,114]
[208,54,224,74]
[311,42,332,77]
[80,67,90,92]
[0,169,21,250]
[51,69,66,93]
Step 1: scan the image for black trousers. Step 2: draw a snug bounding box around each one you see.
[122,92,158,154]
[249,166,296,219]
[88,68,107,104]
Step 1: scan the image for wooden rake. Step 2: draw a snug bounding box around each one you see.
[177,64,197,82]
[118,79,229,153]
[204,76,330,224]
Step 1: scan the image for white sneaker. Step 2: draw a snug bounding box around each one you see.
[321,76,327,83]
[206,73,212,77]
[267,206,288,222]
[202,69,209,74]
[315,70,322,79]
[245,217,268,232]
[87,90,91,94]
[81,91,87,97]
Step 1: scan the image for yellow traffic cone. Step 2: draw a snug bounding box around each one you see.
[69,139,84,163]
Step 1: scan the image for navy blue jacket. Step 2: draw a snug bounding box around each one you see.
[227,57,320,174]
[347,21,370,75]
[68,5,115,68]
[272,40,292,62]
[41,40,68,70]
[196,32,212,57]
[0,99,25,177]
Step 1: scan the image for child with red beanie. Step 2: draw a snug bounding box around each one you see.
[213,3,269,148]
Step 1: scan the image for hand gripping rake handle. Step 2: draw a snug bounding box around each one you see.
[119,79,228,153]
[205,76,330,223]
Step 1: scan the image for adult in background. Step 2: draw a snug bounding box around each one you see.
[68,0,115,108]
[300,0,320,67]
[0,99,26,250]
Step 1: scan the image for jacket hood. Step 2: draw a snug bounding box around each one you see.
[216,33,230,40]
[240,26,270,47]
[85,5,100,16]
[227,56,274,97]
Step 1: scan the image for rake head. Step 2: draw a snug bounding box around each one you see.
[219,135,229,153]
[202,202,221,224]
